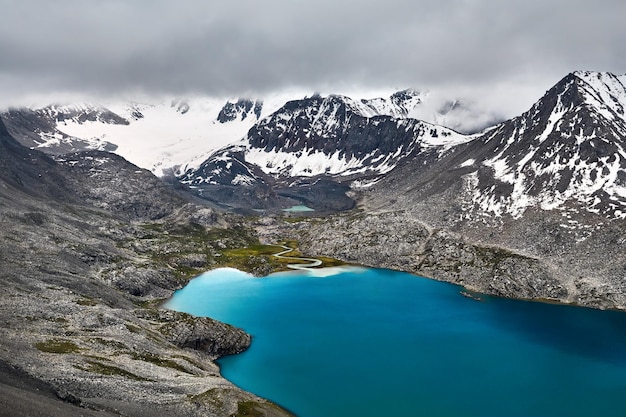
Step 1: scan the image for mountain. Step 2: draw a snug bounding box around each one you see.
[373,70,626,220]
[298,70,626,310]
[178,92,473,211]
[0,114,76,200]
[1,105,121,155]
[2,89,499,180]
[1,95,297,177]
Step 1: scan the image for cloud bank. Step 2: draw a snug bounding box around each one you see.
[1,0,624,117]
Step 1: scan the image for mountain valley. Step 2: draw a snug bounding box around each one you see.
[2,70,626,415]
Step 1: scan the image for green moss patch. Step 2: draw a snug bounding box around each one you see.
[130,352,193,374]
[84,360,152,382]
[35,339,81,354]
[236,400,295,417]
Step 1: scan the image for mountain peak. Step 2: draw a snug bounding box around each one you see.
[217,99,263,123]
[40,102,129,125]
[446,70,626,219]
[569,70,626,122]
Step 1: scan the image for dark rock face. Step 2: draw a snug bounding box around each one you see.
[181,93,463,212]
[276,177,356,212]
[246,95,445,163]
[0,118,75,200]
[1,104,122,154]
[183,149,270,188]
[217,99,263,123]
[157,310,251,358]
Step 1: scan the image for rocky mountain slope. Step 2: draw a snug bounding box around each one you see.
[370,70,626,221]
[0,119,292,417]
[179,93,473,212]
[298,71,626,310]
[1,103,128,154]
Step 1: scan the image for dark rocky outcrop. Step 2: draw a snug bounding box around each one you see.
[217,99,263,123]
[156,310,251,358]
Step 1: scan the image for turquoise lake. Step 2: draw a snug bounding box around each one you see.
[282,205,315,213]
[164,266,626,417]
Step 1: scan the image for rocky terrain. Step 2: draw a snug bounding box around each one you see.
[3,69,626,415]
[297,207,626,309]
[0,119,293,416]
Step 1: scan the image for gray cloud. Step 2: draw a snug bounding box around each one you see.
[1,0,625,116]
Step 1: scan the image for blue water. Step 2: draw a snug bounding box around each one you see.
[282,205,315,212]
[164,267,626,417]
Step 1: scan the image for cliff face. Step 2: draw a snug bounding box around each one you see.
[0,119,292,417]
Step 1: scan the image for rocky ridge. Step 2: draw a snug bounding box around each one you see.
[0,119,292,417]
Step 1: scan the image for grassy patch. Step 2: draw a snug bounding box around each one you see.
[223,243,285,257]
[90,337,128,351]
[236,400,294,417]
[236,401,265,417]
[35,339,81,354]
[131,220,346,279]
[84,360,152,381]
[219,242,306,272]
[75,297,98,306]
[188,388,224,408]
[130,352,193,374]
[474,245,528,268]
[316,256,348,268]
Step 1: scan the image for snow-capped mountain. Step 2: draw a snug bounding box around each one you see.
[1,96,297,177]
[1,104,122,155]
[216,99,264,123]
[371,70,626,221]
[2,89,498,179]
[179,93,472,188]
[465,70,626,219]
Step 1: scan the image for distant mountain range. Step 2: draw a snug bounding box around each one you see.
[3,71,626,219]
[1,88,500,179]
[178,71,626,218]
[1,96,287,177]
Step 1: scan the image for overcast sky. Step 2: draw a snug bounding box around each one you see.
[1,0,625,116]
